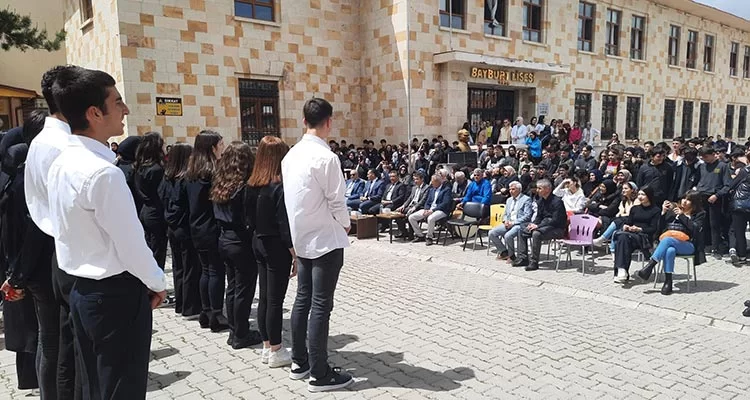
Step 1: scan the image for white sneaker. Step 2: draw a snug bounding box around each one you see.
[592,236,606,247]
[268,347,293,368]
[261,347,270,364]
[614,268,629,283]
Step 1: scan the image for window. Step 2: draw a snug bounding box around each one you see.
[630,15,645,60]
[704,34,714,72]
[80,0,93,21]
[668,25,680,66]
[601,95,618,141]
[699,102,710,137]
[682,101,694,136]
[578,2,595,52]
[605,9,621,56]
[484,0,507,36]
[439,0,465,29]
[744,46,750,79]
[239,79,280,146]
[574,92,592,126]
[730,42,739,76]
[235,0,274,21]
[740,106,747,138]
[523,0,543,43]
[686,30,698,69]
[663,99,676,139]
[625,97,641,140]
[726,105,735,138]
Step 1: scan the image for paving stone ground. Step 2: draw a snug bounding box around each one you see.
[2,234,750,399]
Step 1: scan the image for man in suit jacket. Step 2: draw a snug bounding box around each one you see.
[345,170,366,210]
[408,174,453,246]
[395,171,428,239]
[358,169,385,214]
[367,170,407,214]
[488,181,533,261]
[513,179,567,271]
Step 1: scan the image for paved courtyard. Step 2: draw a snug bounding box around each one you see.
[3,233,750,399]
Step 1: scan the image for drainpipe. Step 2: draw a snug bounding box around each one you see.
[406,0,413,172]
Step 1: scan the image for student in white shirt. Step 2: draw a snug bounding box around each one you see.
[511,116,528,145]
[281,98,354,392]
[47,66,166,399]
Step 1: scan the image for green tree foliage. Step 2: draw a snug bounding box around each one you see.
[0,8,66,52]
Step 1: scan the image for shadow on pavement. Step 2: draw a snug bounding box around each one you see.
[150,346,179,361]
[327,334,475,392]
[147,371,191,392]
[673,280,739,293]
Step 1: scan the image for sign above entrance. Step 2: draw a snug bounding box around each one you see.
[156,97,183,116]
[470,67,535,84]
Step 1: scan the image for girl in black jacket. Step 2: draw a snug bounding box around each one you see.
[612,185,661,283]
[185,130,227,331]
[134,132,167,269]
[211,142,260,349]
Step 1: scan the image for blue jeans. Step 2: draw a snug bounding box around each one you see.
[488,224,522,256]
[601,221,618,251]
[650,237,694,273]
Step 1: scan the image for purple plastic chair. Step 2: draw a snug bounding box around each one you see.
[556,214,600,275]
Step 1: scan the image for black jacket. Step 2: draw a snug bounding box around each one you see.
[671,161,701,201]
[246,182,293,249]
[624,204,661,237]
[636,161,674,204]
[162,178,191,241]
[658,210,706,266]
[186,178,218,249]
[533,194,567,230]
[214,185,252,243]
[382,181,408,210]
[135,163,166,228]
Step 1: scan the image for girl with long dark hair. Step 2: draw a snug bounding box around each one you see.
[247,136,296,368]
[134,132,167,269]
[186,130,227,331]
[161,143,200,317]
[211,141,261,349]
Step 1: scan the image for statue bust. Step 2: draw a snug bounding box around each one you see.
[457,129,471,152]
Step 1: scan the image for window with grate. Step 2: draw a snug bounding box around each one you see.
[574,92,592,126]
[744,46,750,79]
[726,105,735,138]
[239,79,280,146]
[682,101,693,136]
[625,97,641,140]
[739,106,747,138]
[686,30,698,69]
[704,35,714,72]
[601,95,618,141]
[730,42,739,76]
[663,99,676,139]
[578,2,595,52]
[699,102,710,137]
[484,0,507,36]
[630,15,645,60]
[523,0,543,43]
[668,25,680,66]
[605,9,621,56]
[235,0,275,21]
[439,0,466,29]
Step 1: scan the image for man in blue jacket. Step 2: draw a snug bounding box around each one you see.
[344,170,366,210]
[408,174,452,246]
[358,169,385,213]
[458,168,492,209]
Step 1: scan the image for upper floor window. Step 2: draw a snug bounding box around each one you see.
[484,0,507,36]
[523,0,543,43]
[686,30,698,69]
[730,42,739,76]
[668,25,680,66]
[704,34,714,72]
[578,2,595,52]
[630,15,645,60]
[80,0,93,21]
[605,9,621,56]
[235,0,274,21]
[439,0,466,30]
[744,46,750,79]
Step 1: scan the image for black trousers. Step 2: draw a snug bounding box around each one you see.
[196,247,225,314]
[51,255,81,400]
[69,273,152,400]
[730,211,750,258]
[144,222,168,270]
[254,235,292,346]
[26,275,60,400]
[176,236,201,317]
[613,231,651,273]
[167,230,183,314]
[703,196,726,253]
[219,230,258,340]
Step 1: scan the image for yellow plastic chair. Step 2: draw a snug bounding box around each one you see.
[477,204,505,254]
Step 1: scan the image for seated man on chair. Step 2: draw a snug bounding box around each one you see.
[488,181,533,261]
[373,170,408,230]
[345,169,366,210]
[396,171,428,240]
[513,179,567,271]
[409,174,452,246]
[358,168,385,214]
[457,168,492,210]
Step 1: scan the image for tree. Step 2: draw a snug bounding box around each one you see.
[0,8,66,52]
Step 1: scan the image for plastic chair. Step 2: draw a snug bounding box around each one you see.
[555,214,600,275]
[653,254,697,292]
[477,204,505,254]
[446,202,489,251]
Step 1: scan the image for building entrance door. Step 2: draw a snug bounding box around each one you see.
[468,87,515,131]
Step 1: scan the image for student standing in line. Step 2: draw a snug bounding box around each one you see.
[134,132,168,269]
[47,66,166,400]
[185,130,228,331]
[211,141,262,349]
[247,135,296,368]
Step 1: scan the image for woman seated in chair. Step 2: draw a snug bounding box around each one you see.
[491,166,519,204]
[592,181,639,251]
[552,178,587,216]
[634,191,705,295]
[611,185,661,283]
[585,179,620,229]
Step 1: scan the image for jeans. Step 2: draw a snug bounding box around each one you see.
[488,224,522,256]
[70,273,152,400]
[219,230,258,341]
[408,210,448,239]
[196,247,225,313]
[518,226,566,264]
[27,277,60,400]
[254,235,292,346]
[143,222,168,270]
[291,249,344,379]
[650,237,694,273]
[730,211,750,258]
[600,221,618,251]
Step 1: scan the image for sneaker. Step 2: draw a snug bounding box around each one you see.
[730,249,740,265]
[411,236,425,243]
[261,347,270,364]
[308,367,354,393]
[712,252,723,261]
[268,347,293,368]
[289,362,311,380]
[425,237,434,246]
[592,236,606,247]
[614,268,629,283]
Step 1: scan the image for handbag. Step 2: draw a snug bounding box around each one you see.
[659,220,690,242]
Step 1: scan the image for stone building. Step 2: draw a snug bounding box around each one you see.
[63,0,750,145]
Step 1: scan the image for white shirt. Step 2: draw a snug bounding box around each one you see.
[46,135,166,292]
[511,124,528,145]
[553,182,587,213]
[25,117,71,236]
[385,183,396,201]
[282,134,350,259]
[583,127,600,145]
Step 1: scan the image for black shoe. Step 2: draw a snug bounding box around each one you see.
[226,331,234,346]
[290,361,311,380]
[661,273,673,295]
[425,238,434,246]
[394,232,406,239]
[379,225,389,233]
[636,260,657,281]
[210,312,230,332]
[744,307,750,317]
[512,258,529,267]
[411,236,425,243]
[198,312,210,329]
[231,330,262,349]
[525,263,539,271]
[744,300,750,308]
[308,367,354,393]
[712,252,723,261]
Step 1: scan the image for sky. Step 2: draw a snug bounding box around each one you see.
[694,0,750,20]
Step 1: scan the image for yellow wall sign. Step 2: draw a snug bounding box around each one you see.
[470,67,535,84]
[156,97,183,116]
